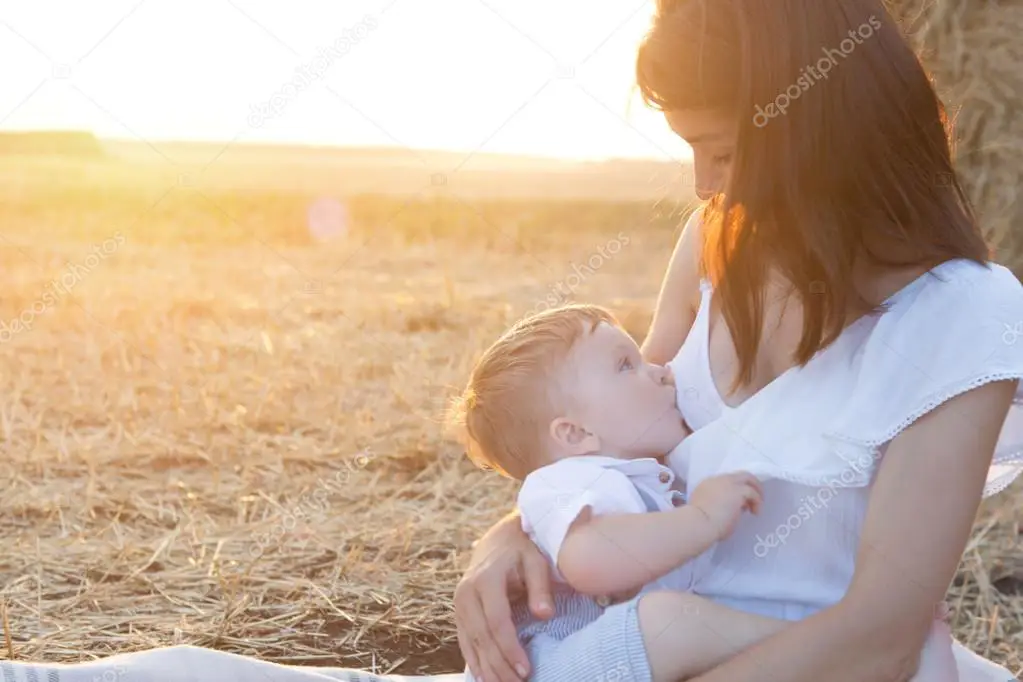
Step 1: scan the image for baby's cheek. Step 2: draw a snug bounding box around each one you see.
[620,412,652,443]
[598,410,632,441]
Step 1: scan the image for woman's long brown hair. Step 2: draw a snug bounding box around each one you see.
[636,0,989,394]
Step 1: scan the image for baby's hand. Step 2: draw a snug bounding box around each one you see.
[688,471,763,539]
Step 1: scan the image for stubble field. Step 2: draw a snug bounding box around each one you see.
[0,151,1019,676]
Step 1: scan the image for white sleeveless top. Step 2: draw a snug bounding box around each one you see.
[672,276,736,433]
[663,215,1023,656]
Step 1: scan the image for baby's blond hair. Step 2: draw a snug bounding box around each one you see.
[449,304,618,480]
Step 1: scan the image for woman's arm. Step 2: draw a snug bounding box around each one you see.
[641,207,704,365]
[690,379,1017,682]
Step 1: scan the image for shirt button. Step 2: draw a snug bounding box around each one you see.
[596,595,611,608]
[658,471,671,484]
[672,494,685,508]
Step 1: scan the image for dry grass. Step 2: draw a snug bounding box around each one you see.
[0,157,1019,678]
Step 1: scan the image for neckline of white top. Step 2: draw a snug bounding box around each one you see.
[696,258,964,413]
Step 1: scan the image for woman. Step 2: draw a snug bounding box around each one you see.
[453,1,1023,681]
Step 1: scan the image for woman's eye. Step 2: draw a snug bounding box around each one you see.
[713,153,732,165]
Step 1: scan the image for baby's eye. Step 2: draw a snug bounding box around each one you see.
[619,357,634,371]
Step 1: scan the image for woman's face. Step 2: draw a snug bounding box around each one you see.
[664,109,737,200]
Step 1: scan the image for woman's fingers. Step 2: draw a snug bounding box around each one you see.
[461,588,517,682]
[479,576,530,681]
[453,580,484,679]
[522,550,554,620]
[456,626,480,681]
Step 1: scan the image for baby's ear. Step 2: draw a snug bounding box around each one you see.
[549,417,600,455]
[548,417,576,448]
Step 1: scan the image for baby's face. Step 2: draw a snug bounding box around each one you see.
[561,322,689,458]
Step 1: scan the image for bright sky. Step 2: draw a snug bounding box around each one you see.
[0,0,693,162]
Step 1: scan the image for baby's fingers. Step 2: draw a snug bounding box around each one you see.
[741,484,763,514]
[732,471,764,497]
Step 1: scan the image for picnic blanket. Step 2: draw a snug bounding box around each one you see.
[0,645,463,682]
[0,641,1016,681]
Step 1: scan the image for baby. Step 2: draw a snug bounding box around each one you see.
[451,304,956,682]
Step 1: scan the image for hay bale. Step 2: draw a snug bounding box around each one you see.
[886,0,1023,273]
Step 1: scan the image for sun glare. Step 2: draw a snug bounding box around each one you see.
[0,0,691,162]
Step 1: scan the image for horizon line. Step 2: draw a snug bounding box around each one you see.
[0,127,693,165]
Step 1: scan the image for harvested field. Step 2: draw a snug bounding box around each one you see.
[0,153,1020,678]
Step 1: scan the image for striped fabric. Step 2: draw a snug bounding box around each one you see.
[462,484,659,682]
[468,594,651,682]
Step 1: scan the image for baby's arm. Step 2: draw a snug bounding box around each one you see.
[558,471,763,598]
[557,503,717,596]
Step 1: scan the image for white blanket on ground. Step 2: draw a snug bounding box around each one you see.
[0,645,463,682]
[0,641,1015,681]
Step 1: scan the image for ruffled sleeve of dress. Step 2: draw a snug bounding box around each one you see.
[677,259,1023,498]
[825,258,1023,497]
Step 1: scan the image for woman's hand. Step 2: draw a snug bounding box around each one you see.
[455,511,554,682]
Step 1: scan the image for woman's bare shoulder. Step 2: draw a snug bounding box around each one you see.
[672,206,706,311]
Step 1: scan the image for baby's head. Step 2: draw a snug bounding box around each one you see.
[450,304,688,480]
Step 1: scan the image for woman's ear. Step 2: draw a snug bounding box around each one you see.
[549,417,601,456]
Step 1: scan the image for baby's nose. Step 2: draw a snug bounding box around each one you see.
[661,365,676,387]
